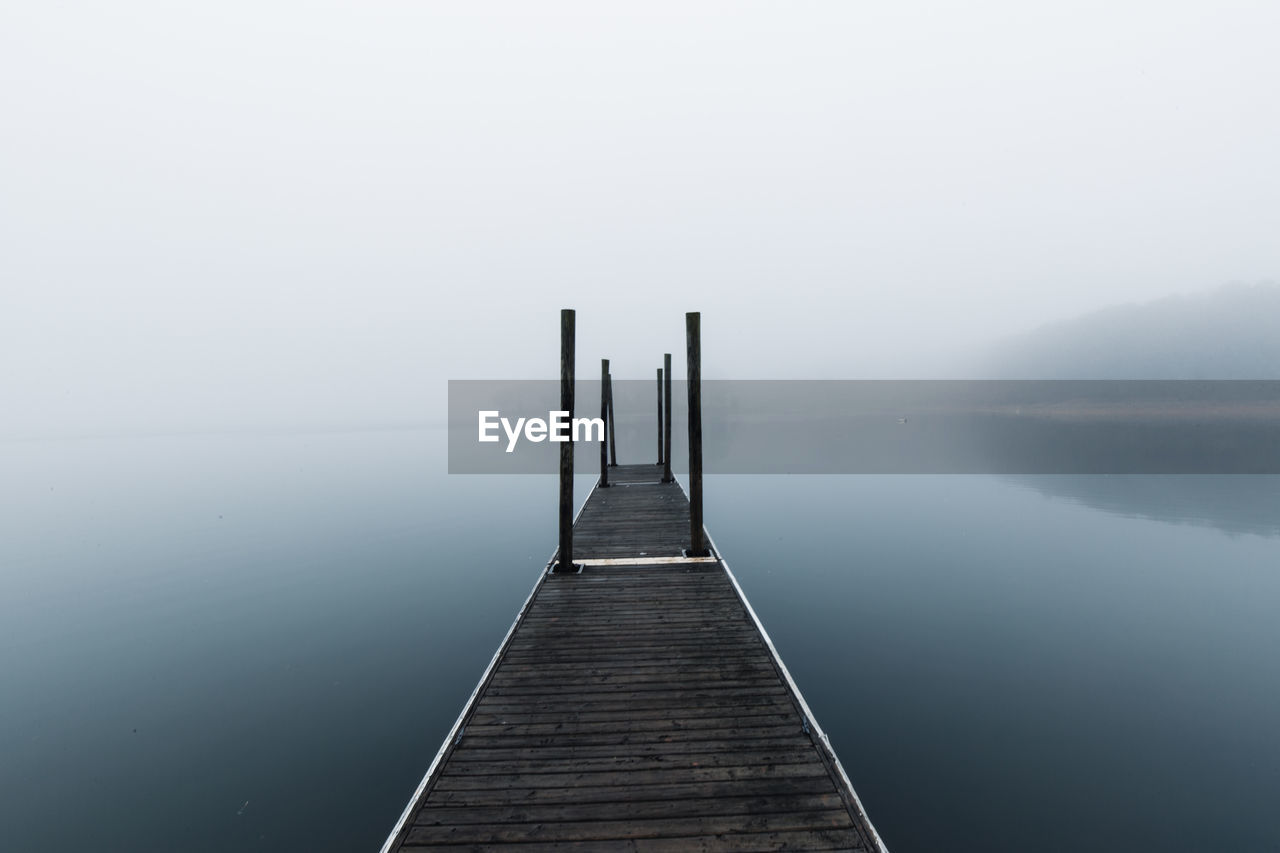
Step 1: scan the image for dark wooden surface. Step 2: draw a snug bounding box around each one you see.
[572,476,687,559]
[604,464,667,486]
[388,464,878,851]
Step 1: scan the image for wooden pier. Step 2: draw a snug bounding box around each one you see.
[381,311,885,852]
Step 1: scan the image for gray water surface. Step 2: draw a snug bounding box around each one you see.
[3,430,1277,851]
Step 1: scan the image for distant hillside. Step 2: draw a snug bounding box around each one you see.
[983,282,1280,378]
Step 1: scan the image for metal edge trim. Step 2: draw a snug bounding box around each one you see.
[377,476,598,852]
[690,488,891,853]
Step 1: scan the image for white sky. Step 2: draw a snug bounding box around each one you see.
[3,2,1277,433]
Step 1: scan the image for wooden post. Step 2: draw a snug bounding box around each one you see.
[662,352,673,483]
[607,371,618,467]
[555,309,575,573]
[599,359,610,487]
[656,367,664,465]
[686,314,707,555]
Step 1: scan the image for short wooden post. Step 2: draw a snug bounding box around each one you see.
[656,367,664,465]
[599,359,610,487]
[686,314,708,555]
[662,352,673,483]
[555,309,576,573]
[606,371,618,467]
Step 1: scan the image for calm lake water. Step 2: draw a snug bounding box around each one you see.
[3,428,1278,852]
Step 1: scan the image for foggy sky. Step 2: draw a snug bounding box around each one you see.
[3,2,1278,435]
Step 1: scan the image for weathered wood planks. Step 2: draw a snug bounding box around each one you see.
[382,464,884,852]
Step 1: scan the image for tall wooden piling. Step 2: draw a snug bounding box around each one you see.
[599,359,610,487]
[555,309,575,573]
[686,314,707,555]
[662,352,673,483]
[656,367,664,464]
[606,372,617,467]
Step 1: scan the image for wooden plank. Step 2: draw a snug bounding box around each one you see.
[483,682,785,700]
[481,676,785,694]
[487,659,770,675]
[404,829,868,852]
[486,671,779,690]
[404,809,853,844]
[470,701,792,720]
[501,640,768,653]
[453,725,807,748]
[473,687,791,710]
[430,778,844,799]
[424,775,842,807]
[512,614,750,627]
[495,653,776,669]
[510,626,754,639]
[506,616,755,629]
[571,556,719,566]
[465,701,793,722]
[503,636,763,653]
[498,640,763,657]
[412,791,844,825]
[440,749,824,776]
[445,737,815,762]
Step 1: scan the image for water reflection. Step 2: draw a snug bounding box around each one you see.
[2,433,1278,852]
[1003,475,1280,538]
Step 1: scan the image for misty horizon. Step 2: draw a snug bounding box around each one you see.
[6,282,1277,439]
[6,4,1279,438]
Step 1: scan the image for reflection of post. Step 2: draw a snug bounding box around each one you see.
[600,359,610,488]
[555,309,575,573]
[656,367,664,465]
[607,372,617,467]
[662,352,673,483]
[686,314,708,555]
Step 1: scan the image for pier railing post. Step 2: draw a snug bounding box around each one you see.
[686,314,708,555]
[607,371,617,467]
[656,367,664,465]
[599,359,610,488]
[662,352,673,483]
[555,309,576,573]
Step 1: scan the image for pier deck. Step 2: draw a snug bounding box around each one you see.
[382,464,884,852]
